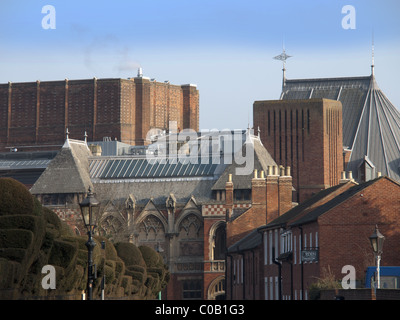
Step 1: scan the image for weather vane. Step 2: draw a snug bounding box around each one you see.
[273,48,292,69]
[274,46,292,89]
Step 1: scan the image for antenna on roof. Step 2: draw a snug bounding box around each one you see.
[274,42,292,89]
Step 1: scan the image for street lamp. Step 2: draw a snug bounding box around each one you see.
[369,225,385,289]
[79,186,100,300]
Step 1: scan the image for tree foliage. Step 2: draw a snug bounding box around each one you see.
[0,178,169,300]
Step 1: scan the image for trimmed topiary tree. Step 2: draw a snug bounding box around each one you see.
[0,178,169,300]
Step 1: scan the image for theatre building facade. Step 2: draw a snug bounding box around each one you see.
[30,130,293,300]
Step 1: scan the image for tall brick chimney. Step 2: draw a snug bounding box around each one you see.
[251,169,267,214]
[278,166,293,216]
[225,173,234,220]
[266,165,279,223]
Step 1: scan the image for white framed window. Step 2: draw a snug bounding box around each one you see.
[264,277,269,300]
[299,235,302,264]
[233,259,237,284]
[269,231,273,265]
[269,277,273,300]
[294,235,297,265]
[241,257,243,284]
[280,230,293,254]
[264,232,268,265]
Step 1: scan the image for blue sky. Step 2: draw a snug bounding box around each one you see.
[1,0,399,129]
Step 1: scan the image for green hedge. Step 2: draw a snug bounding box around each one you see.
[0,248,27,263]
[115,242,146,268]
[0,229,33,249]
[48,239,78,270]
[139,246,161,268]
[0,178,170,299]
[0,215,43,234]
[0,178,34,216]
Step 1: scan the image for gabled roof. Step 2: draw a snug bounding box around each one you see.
[263,181,356,229]
[289,176,389,227]
[30,139,93,194]
[211,135,277,190]
[281,72,400,182]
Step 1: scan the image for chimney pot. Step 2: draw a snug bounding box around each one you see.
[347,171,353,180]
[254,169,258,179]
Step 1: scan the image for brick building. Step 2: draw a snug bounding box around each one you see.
[279,68,400,184]
[226,175,400,300]
[0,69,199,152]
[30,131,293,300]
[253,98,343,202]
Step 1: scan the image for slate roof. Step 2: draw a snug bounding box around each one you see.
[89,152,227,205]
[93,178,217,206]
[281,72,400,181]
[264,181,355,229]
[0,151,57,187]
[90,155,224,180]
[30,139,93,194]
[227,228,262,253]
[29,131,280,206]
[211,135,277,190]
[289,177,386,227]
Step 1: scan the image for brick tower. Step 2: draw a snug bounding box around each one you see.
[253,98,343,203]
[0,70,199,152]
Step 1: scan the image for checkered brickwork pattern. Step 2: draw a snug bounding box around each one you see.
[202,203,251,216]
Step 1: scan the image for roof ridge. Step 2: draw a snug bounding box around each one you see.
[285,75,372,83]
[289,177,385,227]
[264,181,356,228]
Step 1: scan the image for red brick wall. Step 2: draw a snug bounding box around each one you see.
[318,177,400,280]
[266,174,279,223]
[182,85,199,132]
[0,77,199,151]
[120,80,136,145]
[227,245,264,300]
[282,177,400,299]
[227,170,292,248]
[253,99,343,203]
[0,84,9,143]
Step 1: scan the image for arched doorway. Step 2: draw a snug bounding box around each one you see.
[208,276,226,300]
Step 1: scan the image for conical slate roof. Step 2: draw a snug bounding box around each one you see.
[281,70,400,181]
